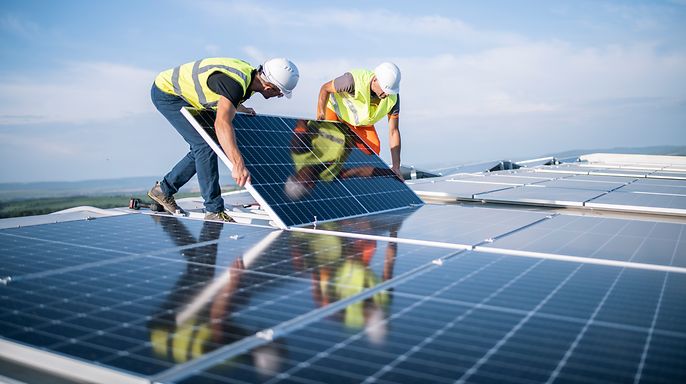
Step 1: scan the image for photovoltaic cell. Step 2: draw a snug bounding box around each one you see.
[1,214,455,381]
[175,251,686,384]
[556,173,638,183]
[617,182,686,196]
[482,214,686,267]
[3,153,686,384]
[535,178,628,191]
[586,191,686,215]
[447,173,553,184]
[409,179,515,199]
[305,204,551,247]
[182,109,422,227]
[474,185,606,207]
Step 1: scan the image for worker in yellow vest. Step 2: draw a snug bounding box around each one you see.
[149,57,299,221]
[316,62,403,180]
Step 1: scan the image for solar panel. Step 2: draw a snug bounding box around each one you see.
[586,191,686,216]
[450,173,553,184]
[169,250,686,384]
[474,185,606,207]
[1,214,456,382]
[481,214,686,267]
[3,152,686,383]
[302,204,552,248]
[409,179,515,199]
[635,178,686,187]
[181,109,422,227]
[535,178,628,191]
[550,173,638,183]
[617,182,686,196]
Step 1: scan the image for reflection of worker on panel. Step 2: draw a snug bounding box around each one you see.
[147,217,285,377]
[290,220,399,345]
[285,119,397,201]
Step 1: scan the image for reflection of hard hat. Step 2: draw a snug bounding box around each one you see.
[374,62,401,95]
[262,58,300,98]
[284,176,309,200]
[364,307,387,345]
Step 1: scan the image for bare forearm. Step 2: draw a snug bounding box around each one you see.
[215,95,250,186]
[316,81,334,119]
[215,120,243,165]
[389,121,401,169]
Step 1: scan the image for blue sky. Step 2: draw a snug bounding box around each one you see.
[1,0,685,182]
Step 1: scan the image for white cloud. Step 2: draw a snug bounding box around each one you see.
[197,1,521,46]
[0,14,41,39]
[0,61,156,125]
[245,40,686,142]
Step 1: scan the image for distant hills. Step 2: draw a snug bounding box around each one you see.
[0,175,236,202]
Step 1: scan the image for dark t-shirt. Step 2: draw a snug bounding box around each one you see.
[206,71,254,107]
[332,72,400,115]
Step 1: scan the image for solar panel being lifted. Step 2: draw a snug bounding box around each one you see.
[181,109,423,228]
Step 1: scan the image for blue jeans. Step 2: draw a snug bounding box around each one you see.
[151,84,224,213]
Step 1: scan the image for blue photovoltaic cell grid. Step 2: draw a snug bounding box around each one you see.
[535,178,628,191]
[475,185,606,206]
[2,206,685,382]
[618,179,686,196]
[176,250,686,384]
[185,110,422,227]
[0,214,272,280]
[306,204,551,247]
[0,214,456,380]
[409,179,515,198]
[483,214,686,267]
[586,191,686,214]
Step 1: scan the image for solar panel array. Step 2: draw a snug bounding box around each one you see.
[409,162,686,216]
[2,203,685,383]
[181,109,422,228]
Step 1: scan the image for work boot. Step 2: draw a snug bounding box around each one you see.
[148,182,186,215]
[204,210,235,222]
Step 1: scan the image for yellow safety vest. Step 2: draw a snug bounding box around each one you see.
[154,57,255,109]
[292,122,348,182]
[150,316,211,363]
[327,69,398,126]
[335,260,388,329]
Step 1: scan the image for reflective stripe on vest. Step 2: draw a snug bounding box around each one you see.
[326,69,397,126]
[155,58,254,109]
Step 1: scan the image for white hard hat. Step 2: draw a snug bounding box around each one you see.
[284,176,309,200]
[262,58,300,98]
[373,62,401,95]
